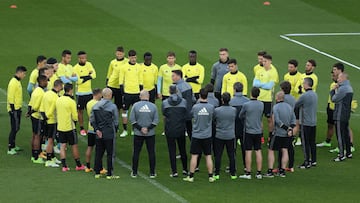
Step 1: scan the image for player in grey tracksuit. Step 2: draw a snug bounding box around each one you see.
[172,70,196,139]
[162,85,188,177]
[277,81,296,171]
[129,90,159,177]
[214,93,237,179]
[295,78,318,168]
[239,87,264,179]
[90,88,119,178]
[211,48,230,103]
[330,73,353,161]
[229,82,249,169]
[266,91,296,177]
[183,88,215,183]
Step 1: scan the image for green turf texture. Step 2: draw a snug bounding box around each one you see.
[0,0,360,202]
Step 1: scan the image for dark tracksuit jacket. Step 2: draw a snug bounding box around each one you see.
[211,59,229,93]
[175,79,196,120]
[90,99,119,139]
[162,94,187,137]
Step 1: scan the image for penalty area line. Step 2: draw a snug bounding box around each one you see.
[279,34,360,71]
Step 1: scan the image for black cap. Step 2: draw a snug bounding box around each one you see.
[47,57,57,65]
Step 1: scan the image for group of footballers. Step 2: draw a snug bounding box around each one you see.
[5,47,355,181]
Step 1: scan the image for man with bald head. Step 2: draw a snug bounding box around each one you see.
[90,88,119,179]
[130,90,159,178]
[264,91,296,178]
[331,72,353,161]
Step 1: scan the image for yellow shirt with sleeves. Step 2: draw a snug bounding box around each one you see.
[7,76,23,112]
[295,72,318,93]
[182,63,205,93]
[29,68,39,85]
[140,63,158,91]
[86,99,98,132]
[253,64,263,76]
[253,64,278,77]
[107,58,129,88]
[255,67,279,102]
[73,62,96,94]
[283,71,302,99]
[40,90,58,124]
[222,71,248,97]
[328,82,337,110]
[56,95,78,131]
[57,63,75,79]
[119,63,143,94]
[158,64,182,96]
[28,87,46,119]
[47,74,58,91]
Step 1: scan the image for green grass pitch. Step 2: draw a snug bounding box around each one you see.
[0,0,360,202]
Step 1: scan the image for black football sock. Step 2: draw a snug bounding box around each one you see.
[75,158,82,167]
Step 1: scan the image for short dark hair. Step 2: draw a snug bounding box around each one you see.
[169,85,177,95]
[280,81,291,94]
[37,55,47,64]
[251,87,260,98]
[333,62,344,72]
[199,88,208,100]
[221,92,231,105]
[204,83,214,93]
[172,70,183,78]
[257,51,267,56]
[92,88,102,95]
[64,83,73,93]
[116,46,124,52]
[53,79,63,88]
[227,58,237,65]
[38,67,48,76]
[233,82,243,93]
[77,51,86,56]
[219,48,228,52]
[304,77,314,87]
[37,74,48,83]
[307,59,316,67]
[62,50,71,57]
[144,52,152,58]
[128,49,136,57]
[263,54,272,60]
[189,50,197,55]
[16,66,27,73]
[288,59,298,67]
[167,51,176,57]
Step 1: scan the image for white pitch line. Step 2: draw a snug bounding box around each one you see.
[279,35,360,71]
[114,157,188,203]
[284,33,360,37]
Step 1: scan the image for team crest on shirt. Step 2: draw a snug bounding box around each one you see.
[198,107,209,116]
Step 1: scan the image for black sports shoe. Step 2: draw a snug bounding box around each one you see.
[298,163,311,169]
[346,154,353,159]
[333,156,346,162]
[170,172,178,178]
[182,170,188,176]
[311,162,317,167]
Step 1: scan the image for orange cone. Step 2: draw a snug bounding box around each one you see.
[263,1,271,6]
[10,5,17,9]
